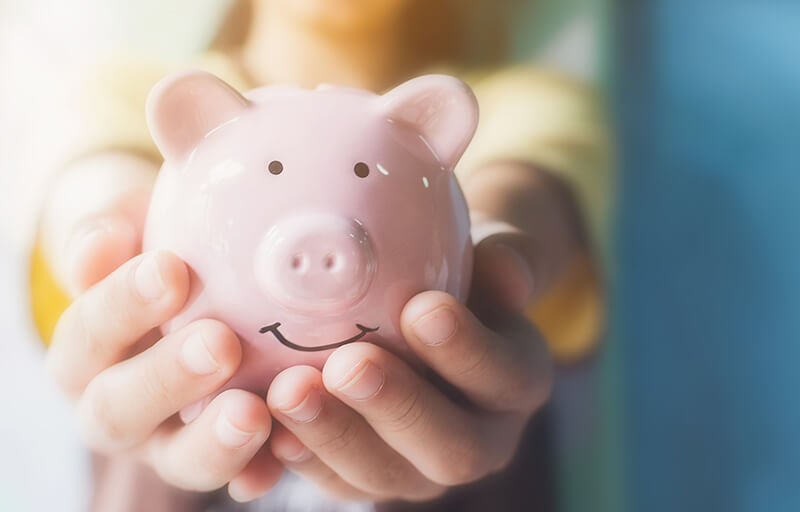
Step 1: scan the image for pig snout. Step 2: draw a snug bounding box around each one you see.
[255,213,376,314]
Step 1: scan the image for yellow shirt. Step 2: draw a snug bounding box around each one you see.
[31,52,612,362]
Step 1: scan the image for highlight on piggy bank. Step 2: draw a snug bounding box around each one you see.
[143,70,478,417]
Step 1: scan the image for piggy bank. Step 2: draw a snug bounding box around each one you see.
[143,71,477,416]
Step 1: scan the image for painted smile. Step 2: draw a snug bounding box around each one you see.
[259,322,379,352]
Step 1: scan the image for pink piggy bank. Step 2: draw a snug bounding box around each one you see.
[143,71,478,418]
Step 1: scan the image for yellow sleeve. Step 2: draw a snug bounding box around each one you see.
[457,66,614,363]
[54,51,250,165]
[30,52,250,345]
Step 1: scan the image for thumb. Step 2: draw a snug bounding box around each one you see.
[40,153,157,296]
[64,203,142,296]
[470,219,550,313]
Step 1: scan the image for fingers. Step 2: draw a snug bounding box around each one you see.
[76,319,242,452]
[65,186,154,295]
[401,291,552,414]
[323,343,509,486]
[464,161,586,311]
[470,228,540,312]
[227,443,286,503]
[46,250,190,398]
[267,366,441,500]
[269,426,371,502]
[39,151,158,293]
[66,213,140,296]
[147,389,272,492]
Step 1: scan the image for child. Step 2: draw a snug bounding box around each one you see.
[34,1,611,510]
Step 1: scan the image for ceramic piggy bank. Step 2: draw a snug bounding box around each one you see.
[143,70,477,416]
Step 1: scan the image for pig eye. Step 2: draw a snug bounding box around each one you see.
[354,162,370,178]
[268,160,284,175]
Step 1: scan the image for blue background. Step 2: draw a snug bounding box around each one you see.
[617,1,800,511]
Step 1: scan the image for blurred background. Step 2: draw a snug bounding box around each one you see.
[1,0,799,511]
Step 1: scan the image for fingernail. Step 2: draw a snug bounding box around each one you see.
[412,307,458,346]
[135,254,166,300]
[279,388,322,423]
[336,361,384,401]
[179,401,204,424]
[216,406,257,448]
[180,332,220,375]
[68,222,109,258]
[228,481,251,503]
[281,446,313,463]
[66,221,113,278]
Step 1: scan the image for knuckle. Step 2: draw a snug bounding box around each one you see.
[452,449,487,485]
[75,298,109,365]
[314,465,343,487]
[107,271,142,326]
[142,359,175,408]
[315,420,359,454]
[502,367,541,412]
[430,431,489,486]
[449,450,487,485]
[479,331,553,413]
[74,282,130,364]
[80,384,129,450]
[364,458,409,494]
[382,386,427,434]
[45,301,106,397]
[453,336,493,381]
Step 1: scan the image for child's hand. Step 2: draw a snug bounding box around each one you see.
[39,152,158,295]
[46,251,276,492]
[257,162,576,503]
[43,153,281,498]
[262,287,551,502]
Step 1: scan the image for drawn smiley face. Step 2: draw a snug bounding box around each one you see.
[259,322,379,352]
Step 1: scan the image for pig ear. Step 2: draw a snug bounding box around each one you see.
[380,75,479,169]
[146,70,249,163]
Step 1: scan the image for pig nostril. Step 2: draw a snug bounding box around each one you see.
[290,254,307,272]
[323,253,339,272]
[256,214,376,311]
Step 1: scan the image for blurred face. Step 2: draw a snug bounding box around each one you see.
[265,0,413,33]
